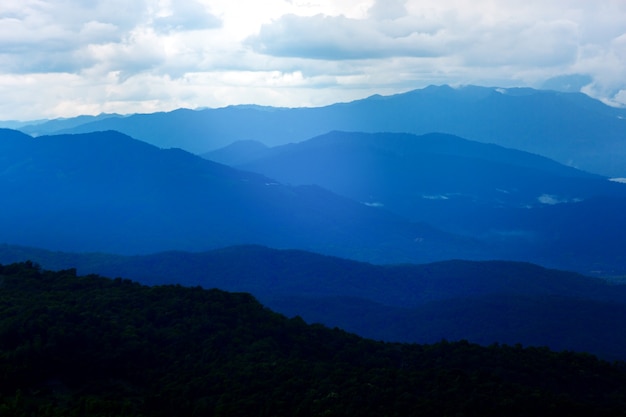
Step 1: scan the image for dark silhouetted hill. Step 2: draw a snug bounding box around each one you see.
[3,244,626,360]
[3,261,626,416]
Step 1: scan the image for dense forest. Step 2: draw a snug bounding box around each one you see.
[2,261,626,416]
[4,244,626,360]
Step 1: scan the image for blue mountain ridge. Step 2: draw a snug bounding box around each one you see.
[20,85,626,176]
[0,128,483,263]
[207,131,626,275]
[3,124,626,358]
[3,128,626,273]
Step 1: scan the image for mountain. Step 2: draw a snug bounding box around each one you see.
[3,127,625,271]
[18,113,122,136]
[5,244,620,305]
[203,139,270,166]
[0,119,47,129]
[3,261,626,416]
[0,127,33,141]
[269,293,626,361]
[0,128,481,263]
[31,85,626,176]
[3,244,626,360]
[209,131,626,274]
[227,131,613,216]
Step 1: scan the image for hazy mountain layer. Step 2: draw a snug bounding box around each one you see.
[0,129,481,263]
[208,131,626,274]
[3,127,626,272]
[225,131,613,217]
[23,85,626,176]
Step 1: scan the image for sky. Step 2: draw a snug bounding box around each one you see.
[1,0,626,121]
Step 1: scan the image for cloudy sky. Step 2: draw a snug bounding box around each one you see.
[1,0,625,121]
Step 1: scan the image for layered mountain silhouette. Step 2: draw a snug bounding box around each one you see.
[20,85,626,176]
[208,131,626,274]
[214,131,612,215]
[2,243,626,360]
[2,130,625,358]
[17,113,121,135]
[0,128,483,263]
[3,127,626,272]
[5,83,626,381]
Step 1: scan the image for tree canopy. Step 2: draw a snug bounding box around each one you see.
[2,261,626,416]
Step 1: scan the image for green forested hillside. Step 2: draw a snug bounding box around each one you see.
[2,262,626,417]
[3,244,626,361]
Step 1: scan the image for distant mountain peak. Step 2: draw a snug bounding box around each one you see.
[12,84,626,176]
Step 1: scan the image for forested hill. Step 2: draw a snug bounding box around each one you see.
[2,262,626,417]
[3,244,626,360]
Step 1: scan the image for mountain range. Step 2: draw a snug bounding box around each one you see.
[0,128,481,264]
[210,130,615,219]
[3,85,626,363]
[2,244,626,360]
[16,85,626,177]
[2,127,626,273]
[208,130,626,274]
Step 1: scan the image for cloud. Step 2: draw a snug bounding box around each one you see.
[247,13,445,60]
[541,74,593,92]
[368,0,408,20]
[152,1,222,33]
[2,0,626,120]
[0,0,147,74]
[537,194,582,205]
[85,28,168,79]
[422,195,450,200]
[460,19,580,67]
[243,0,626,107]
[248,4,580,69]
[0,0,221,76]
[609,178,626,184]
[578,31,626,106]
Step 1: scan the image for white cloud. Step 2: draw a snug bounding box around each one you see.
[1,0,626,120]
[152,0,221,33]
[538,194,561,205]
[247,13,445,60]
[422,195,450,200]
[537,194,582,205]
[461,20,580,67]
[85,27,168,78]
[368,0,408,21]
